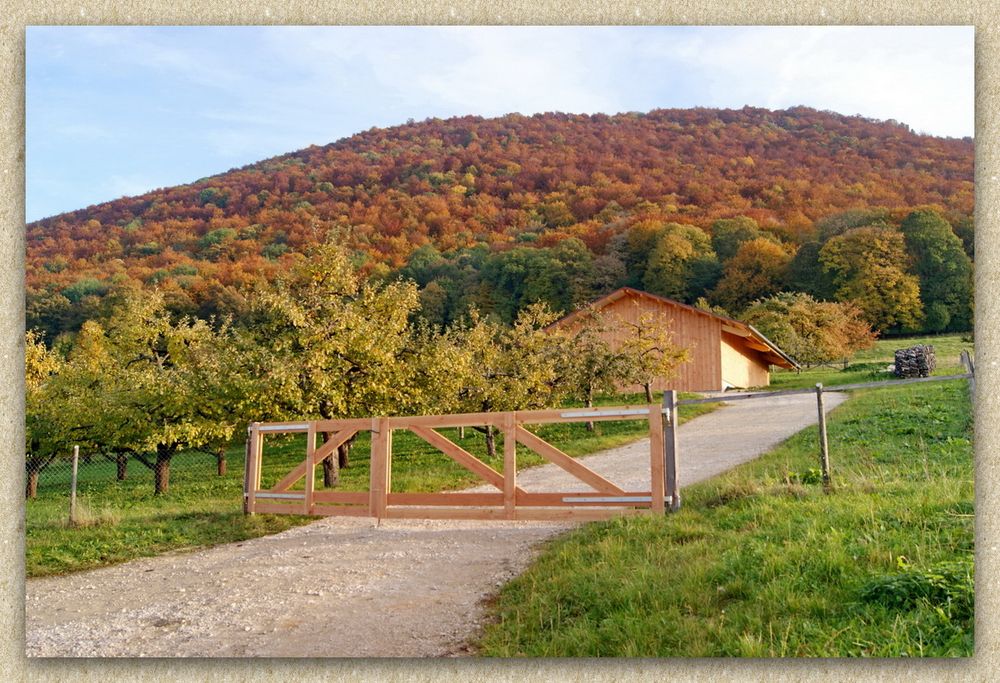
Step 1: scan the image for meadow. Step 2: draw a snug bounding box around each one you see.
[477,335,974,656]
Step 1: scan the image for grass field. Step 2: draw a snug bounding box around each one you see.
[26,392,715,577]
[477,378,974,656]
[768,332,972,391]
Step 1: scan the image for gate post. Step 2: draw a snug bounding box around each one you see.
[503,412,517,519]
[369,417,391,519]
[304,423,316,515]
[648,403,666,513]
[663,390,681,511]
[244,422,259,515]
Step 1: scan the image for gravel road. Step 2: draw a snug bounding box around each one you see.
[26,392,847,658]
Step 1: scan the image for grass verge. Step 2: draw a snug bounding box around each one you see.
[476,379,974,657]
[26,392,715,578]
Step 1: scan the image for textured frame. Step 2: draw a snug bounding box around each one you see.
[2,4,994,680]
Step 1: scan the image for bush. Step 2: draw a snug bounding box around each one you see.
[859,557,973,620]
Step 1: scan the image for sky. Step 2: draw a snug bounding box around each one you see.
[25,25,974,222]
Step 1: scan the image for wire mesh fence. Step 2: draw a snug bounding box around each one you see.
[26,446,247,508]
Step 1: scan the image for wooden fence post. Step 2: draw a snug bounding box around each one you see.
[648,403,665,514]
[369,417,391,519]
[960,350,975,405]
[245,423,259,515]
[815,384,832,488]
[304,423,316,515]
[503,412,517,519]
[663,390,680,512]
[69,445,79,526]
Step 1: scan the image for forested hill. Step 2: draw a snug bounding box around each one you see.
[27,106,975,338]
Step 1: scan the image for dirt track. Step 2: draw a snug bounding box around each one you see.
[26,392,847,657]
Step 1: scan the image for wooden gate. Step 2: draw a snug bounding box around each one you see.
[243,393,681,521]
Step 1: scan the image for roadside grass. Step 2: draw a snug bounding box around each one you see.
[26,392,714,577]
[476,379,974,657]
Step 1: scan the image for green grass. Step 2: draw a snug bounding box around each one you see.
[768,332,972,391]
[26,392,715,577]
[476,379,974,657]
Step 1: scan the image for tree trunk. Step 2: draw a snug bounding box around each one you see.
[154,445,173,495]
[322,458,340,487]
[115,453,128,481]
[320,432,340,487]
[26,468,39,499]
[338,434,358,469]
[216,447,227,476]
[644,382,654,404]
[585,392,595,432]
[485,425,496,459]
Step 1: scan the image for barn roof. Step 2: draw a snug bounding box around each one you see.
[549,287,799,370]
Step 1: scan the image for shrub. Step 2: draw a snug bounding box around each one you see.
[859,557,973,620]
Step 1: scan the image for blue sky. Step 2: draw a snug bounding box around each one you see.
[26,25,974,222]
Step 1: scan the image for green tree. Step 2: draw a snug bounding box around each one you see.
[642,223,720,302]
[241,240,459,485]
[43,290,234,494]
[710,238,792,313]
[452,304,569,457]
[785,241,836,300]
[815,208,892,242]
[819,227,923,333]
[556,312,637,430]
[478,239,596,322]
[25,331,63,498]
[899,209,974,332]
[710,216,768,262]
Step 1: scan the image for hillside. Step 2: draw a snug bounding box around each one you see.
[26,106,974,337]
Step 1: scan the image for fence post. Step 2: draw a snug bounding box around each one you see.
[245,423,259,516]
[663,390,680,512]
[648,401,666,513]
[69,445,79,526]
[815,384,832,488]
[304,423,316,516]
[960,350,975,405]
[503,412,517,519]
[369,417,390,519]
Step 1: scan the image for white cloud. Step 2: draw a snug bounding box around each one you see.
[655,26,974,137]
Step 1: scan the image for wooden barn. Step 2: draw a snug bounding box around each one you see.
[549,287,798,392]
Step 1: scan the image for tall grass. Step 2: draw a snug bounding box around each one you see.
[478,379,974,657]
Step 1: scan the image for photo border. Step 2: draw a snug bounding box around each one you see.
[2,3,994,680]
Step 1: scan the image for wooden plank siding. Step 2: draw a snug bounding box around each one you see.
[599,294,722,393]
[549,288,795,392]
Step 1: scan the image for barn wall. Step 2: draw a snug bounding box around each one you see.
[567,294,724,392]
[720,332,771,388]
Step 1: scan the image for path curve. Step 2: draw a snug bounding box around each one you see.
[26,392,847,657]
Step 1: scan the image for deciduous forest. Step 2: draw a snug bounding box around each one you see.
[27,106,973,342]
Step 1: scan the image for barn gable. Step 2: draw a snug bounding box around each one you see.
[549,287,797,392]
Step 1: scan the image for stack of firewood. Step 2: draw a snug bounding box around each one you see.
[894,345,936,378]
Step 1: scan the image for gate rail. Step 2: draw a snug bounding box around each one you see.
[244,358,974,521]
[243,393,684,522]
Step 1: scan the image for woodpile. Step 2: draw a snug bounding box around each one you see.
[894,345,936,378]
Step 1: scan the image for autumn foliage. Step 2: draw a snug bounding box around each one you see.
[26,106,973,339]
